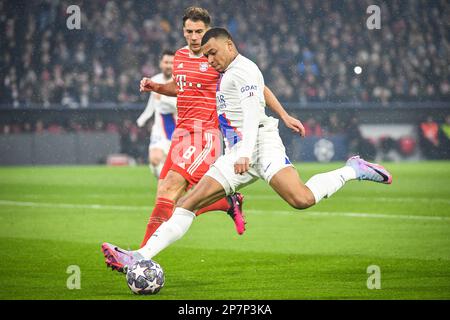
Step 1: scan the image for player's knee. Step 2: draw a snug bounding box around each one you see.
[150,157,160,167]
[289,194,315,210]
[175,196,186,208]
[158,182,176,196]
[175,193,201,212]
[149,154,162,166]
[157,175,185,198]
[149,149,164,166]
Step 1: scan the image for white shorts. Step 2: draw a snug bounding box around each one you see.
[205,119,294,195]
[149,112,176,155]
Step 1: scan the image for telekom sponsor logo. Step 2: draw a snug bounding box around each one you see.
[176,74,203,92]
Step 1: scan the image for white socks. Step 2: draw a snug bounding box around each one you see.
[305,166,357,204]
[137,207,195,260]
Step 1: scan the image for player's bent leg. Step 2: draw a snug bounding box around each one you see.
[140,170,188,248]
[136,207,196,260]
[149,147,165,179]
[199,153,256,234]
[195,197,230,215]
[149,148,164,166]
[147,146,154,174]
[156,169,189,199]
[177,176,227,212]
[304,156,392,205]
[137,176,226,260]
[269,166,316,210]
[194,192,246,235]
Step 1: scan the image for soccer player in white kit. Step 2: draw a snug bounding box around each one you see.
[136,50,177,178]
[132,28,393,261]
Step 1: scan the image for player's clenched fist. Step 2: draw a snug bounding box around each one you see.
[140,77,157,92]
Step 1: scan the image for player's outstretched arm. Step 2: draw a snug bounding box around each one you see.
[264,86,305,137]
[140,78,178,97]
[236,95,261,174]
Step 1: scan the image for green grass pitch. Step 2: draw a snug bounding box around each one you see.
[0,162,449,300]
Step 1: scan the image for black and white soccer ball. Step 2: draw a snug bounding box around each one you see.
[126,259,165,295]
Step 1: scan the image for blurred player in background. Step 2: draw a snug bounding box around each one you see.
[102,8,305,273]
[136,50,176,179]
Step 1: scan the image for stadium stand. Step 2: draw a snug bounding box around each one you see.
[1,0,448,106]
[0,0,449,163]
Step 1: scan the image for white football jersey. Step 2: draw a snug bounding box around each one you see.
[216,54,276,149]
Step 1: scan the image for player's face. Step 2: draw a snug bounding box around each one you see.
[160,54,174,79]
[202,37,234,73]
[183,19,208,55]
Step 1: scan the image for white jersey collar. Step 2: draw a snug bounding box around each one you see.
[225,54,242,72]
[184,45,204,58]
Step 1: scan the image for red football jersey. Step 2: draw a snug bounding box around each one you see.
[172,46,220,133]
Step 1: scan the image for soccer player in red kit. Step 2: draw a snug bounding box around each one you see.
[101,7,305,272]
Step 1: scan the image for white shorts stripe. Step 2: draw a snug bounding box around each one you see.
[187,132,213,175]
[187,132,212,175]
[186,133,210,175]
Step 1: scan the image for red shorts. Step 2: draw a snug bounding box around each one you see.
[160,129,222,185]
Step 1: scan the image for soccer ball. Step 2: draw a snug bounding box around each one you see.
[126,259,165,295]
[314,138,335,163]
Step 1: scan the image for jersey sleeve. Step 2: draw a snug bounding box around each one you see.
[231,66,262,159]
[136,93,156,127]
[231,66,261,102]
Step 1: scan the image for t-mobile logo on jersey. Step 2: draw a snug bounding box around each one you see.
[176,74,202,92]
[176,75,187,92]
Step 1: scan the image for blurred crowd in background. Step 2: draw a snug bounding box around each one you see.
[1,0,449,107]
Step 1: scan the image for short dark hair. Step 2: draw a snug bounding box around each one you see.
[160,49,175,59]
[201,27,232,46]
[182,7,211,27]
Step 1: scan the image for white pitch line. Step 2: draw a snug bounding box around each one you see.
[248,209,450,221]
[15,193,450,205]
[0,200,147,211]
[246,195,450,205]
[1,199,449,222]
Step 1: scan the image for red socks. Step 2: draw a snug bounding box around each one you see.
[140,196,231,248]
[195,197,230,216]
[140,197,174,248]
